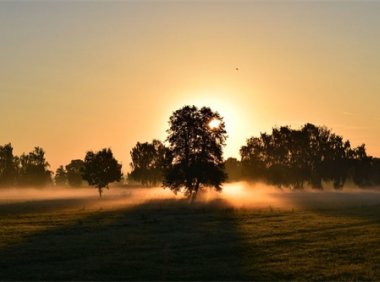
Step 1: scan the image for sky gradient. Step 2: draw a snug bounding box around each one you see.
[1,1,380,173]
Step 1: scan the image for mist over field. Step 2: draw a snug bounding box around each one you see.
[2,183,380,280]
[0,186,178,213]
[1,183,380,213]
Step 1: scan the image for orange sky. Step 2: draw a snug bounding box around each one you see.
[0,2,379,173]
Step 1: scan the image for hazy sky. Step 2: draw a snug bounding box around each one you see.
[1,1,380,173]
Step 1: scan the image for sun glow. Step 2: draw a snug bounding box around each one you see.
[171,88,257,160]
[209,118,221,129]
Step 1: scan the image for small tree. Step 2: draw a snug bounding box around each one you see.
[82,148,122,197]
[163,105,227,202]
[54,165,67,186]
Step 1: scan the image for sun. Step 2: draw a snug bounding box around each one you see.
[208,118,221,129]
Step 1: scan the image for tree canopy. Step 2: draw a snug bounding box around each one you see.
[82,148,122,197]
[2,118,380,194]
[240,123,377,189]
[163,105,227,202]
[18,147,52,187]
[129,139,172,186]
[54,165,67,186]
[66,159,85,187]
[0,143,18,186]
[0,144,52,187]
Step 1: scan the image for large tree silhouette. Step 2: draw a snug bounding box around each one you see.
[163,106,227,202]
[82,148,122,197]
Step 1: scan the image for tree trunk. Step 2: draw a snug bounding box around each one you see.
[190,191,197,204]
[98,187,102,198]
[190,179,200,204]
[190,192,195,204]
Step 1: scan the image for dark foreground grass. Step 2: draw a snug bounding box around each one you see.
[1,195,380,280]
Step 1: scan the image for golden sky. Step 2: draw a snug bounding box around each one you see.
[1,2,380,172]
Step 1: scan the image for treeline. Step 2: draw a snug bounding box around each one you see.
[54,160,86,187]
[55,155,123,191]
[128,123,380,190]
[128,140,172,186]
[0,143,88,187]
[0,144,52,187]
[0,144,122,195]
[228,123,380,189]
[2,122,380,191]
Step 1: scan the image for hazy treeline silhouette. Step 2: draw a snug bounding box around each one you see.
[0,144,89,188]
[54,148,123,197]
[128,140,172,186]
[0,144,52,187]
[0,144,122,196]
[2,107,380,195]
[54,159,85,187]
[55,148,123,197]
[130,121,380,191]
[236,123,380,189]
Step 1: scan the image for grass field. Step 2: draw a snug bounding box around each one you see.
[1,184,380,280]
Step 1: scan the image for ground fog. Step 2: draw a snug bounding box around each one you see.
[1,182,380,212]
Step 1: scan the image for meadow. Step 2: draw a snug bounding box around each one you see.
[1,183,380,280]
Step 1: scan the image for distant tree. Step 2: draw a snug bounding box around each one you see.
[0,143,18,186]
[320,133,352,189]
[351,144,372,187]
[163,106,227,202]
[224,157,243,182]
[129,139,172,186]
[82,148,122,197]
[240,123,374,189]
[66,159,85,187]
[54,166,67,186]
[240,136,267,182]
[18,147,52,186]
[369,158,380,186]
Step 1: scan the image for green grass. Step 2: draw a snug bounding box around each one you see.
[1,192,380,280]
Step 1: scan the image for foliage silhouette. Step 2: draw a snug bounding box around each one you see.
[129,139,172,186]
[82,148,122,197]
[65,159,85,187]
[54,165,67,186]
[163,105,227,202]
[240,123,378,189]
[0,143,18,186]
[224,157,243,182]
[18,147,52,187]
